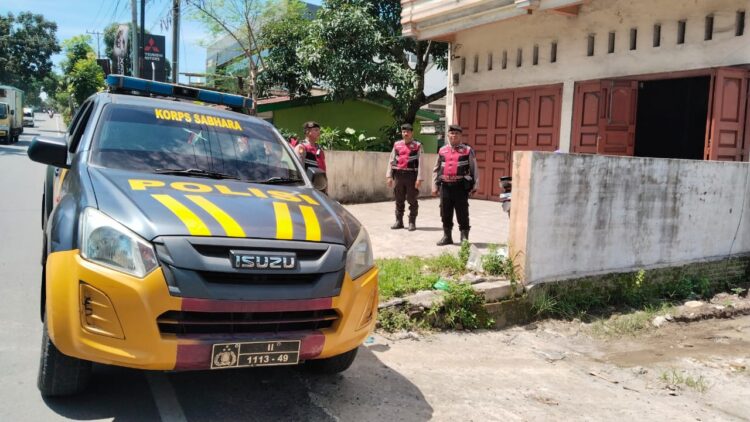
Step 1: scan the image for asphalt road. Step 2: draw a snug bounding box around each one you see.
[0,113,430,422]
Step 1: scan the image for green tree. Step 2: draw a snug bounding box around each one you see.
[187,0,295,113]
[0,12,61,101]
[69,56,105,105]
[60,35,95,75]
[262,0,448,126]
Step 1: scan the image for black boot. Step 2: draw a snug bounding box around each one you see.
[460,230,469,242]
[408,216,416,231]
[391,218,404,230]
[436,229,453,246]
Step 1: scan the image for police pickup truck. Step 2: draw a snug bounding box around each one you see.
[28,76,378,397]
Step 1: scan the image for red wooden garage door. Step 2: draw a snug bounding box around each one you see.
[455,84,562,200]
[571,80,638,156]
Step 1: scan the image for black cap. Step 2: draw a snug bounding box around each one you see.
[303,121,320,131]
[400,123,413,131]
[448,124,463,133]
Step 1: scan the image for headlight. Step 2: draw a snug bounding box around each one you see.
[346,227,374,280]
[80,208,159,278]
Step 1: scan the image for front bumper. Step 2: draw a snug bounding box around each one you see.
[45,250,378,370]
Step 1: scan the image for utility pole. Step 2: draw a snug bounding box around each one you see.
[86,30,103,59]
[131,0,139,77]
[140,0,146,78]
[171,0,180,83]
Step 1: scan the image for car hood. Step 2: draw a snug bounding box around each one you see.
[88,167,348,244]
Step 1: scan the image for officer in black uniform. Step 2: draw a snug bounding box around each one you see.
[386,123,424,231]
[432,124,479,246]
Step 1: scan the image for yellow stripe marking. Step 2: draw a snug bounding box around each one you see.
[299,194,319,205]
[151,194,211,236]
[273,202,294,240]
[300,205,321,241]
[249,188,268,198]
[185,195,246,237]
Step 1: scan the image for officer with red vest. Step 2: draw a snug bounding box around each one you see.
[432,124,479,245]
[293,121,327,172]
[386,123,424,231]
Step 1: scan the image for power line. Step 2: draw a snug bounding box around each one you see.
[86,30,104,58]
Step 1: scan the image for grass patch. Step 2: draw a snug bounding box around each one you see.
[377,307,427,332]
[426,281,494,330]
[590,303,675,337]
[660,369,710,393]
[377,243,472,301]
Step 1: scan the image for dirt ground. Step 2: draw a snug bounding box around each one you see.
[340,314,750,421]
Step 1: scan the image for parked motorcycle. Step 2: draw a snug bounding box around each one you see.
[499,176,512,217]
[47,109,54,118]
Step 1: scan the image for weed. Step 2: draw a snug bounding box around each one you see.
[530,291,558,317]
[377,307,426,332]
[427,282,494,330]
[458,240,470,268]
[377,257,439,301]
[482,244,505,276]
[731,287,747,297]
[425,252,465,276]
[660,369,709,393]
[590,303,674,337]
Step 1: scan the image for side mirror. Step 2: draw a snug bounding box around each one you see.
[28,136,69,169]
[306,167,328,192]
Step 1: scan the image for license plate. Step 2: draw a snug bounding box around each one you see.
[210,340,300,369]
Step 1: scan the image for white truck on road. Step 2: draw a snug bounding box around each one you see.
[0,85,24,144]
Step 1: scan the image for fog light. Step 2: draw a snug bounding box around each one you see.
[79,283,125,339]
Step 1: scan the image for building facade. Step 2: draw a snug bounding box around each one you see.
[402,0,750,199]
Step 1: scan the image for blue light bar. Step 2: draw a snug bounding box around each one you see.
[105,75,252,110]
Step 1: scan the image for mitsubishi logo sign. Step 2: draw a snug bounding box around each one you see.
[143,34,166,82]
[145,37,160,53]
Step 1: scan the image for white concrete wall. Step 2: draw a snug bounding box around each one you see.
[510,151,750,284]
[326,151,439,203]
[446,0,750,149]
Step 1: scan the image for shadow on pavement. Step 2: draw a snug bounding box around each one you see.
[41,347,432,421]
[43,364,161,421]
[168,347,432,421]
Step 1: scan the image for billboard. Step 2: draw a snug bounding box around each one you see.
[113,24,129,75]
[142,34,166,82]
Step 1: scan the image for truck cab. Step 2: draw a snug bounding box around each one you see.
[27,76,378,397]
[0,102,10,143]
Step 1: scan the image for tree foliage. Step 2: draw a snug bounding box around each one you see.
[52,35,105,122]
[0,12,61,106]
[261,0,448,125]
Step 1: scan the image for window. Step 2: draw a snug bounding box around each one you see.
[90,104,301,183]
[533,45,539,65]
[677,20,686,44]
[737,11,746,36]
[587,34,595,56]
[608,32,616,53]
[488,53,493,71]
[502,50,508,69]
[630,28,638,50]
[550,42,558,62]
[705,15,714,40]
[516,48,523,67]
[653,24,661,47]
[473,54,479,73]
[69,101,95,152]
[461,57,466,75]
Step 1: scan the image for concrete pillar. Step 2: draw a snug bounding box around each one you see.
[558,79,575,152]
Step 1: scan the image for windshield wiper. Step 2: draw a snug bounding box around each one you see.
[153,168,241,180]
[255,176,304,185]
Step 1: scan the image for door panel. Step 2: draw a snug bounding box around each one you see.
[454,84,561,200]
[706,68,748,161]
[597,80,638,156]
[571,82,601,154]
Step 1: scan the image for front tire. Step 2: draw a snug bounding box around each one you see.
[304,347,358,375]
[37,317,92,397]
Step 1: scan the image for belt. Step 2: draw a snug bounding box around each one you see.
[392,168,418,172]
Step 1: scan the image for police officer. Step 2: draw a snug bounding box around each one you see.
[432,124,479,245]
[294,121,327,172]
[386,123,423,231]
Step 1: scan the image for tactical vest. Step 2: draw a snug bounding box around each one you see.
[391,140,421,170]
[298,141,326,172]
[438,144,471,182]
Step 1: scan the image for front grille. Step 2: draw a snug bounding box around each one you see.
[191,244,326,261]
[198,271,320,285]
[157,309,339,335]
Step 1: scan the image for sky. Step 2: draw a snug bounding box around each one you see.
[3,0,322,84]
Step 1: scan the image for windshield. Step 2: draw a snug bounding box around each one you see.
[23,109,33,117]
[90,104,303,183]
[0,104,6,118]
